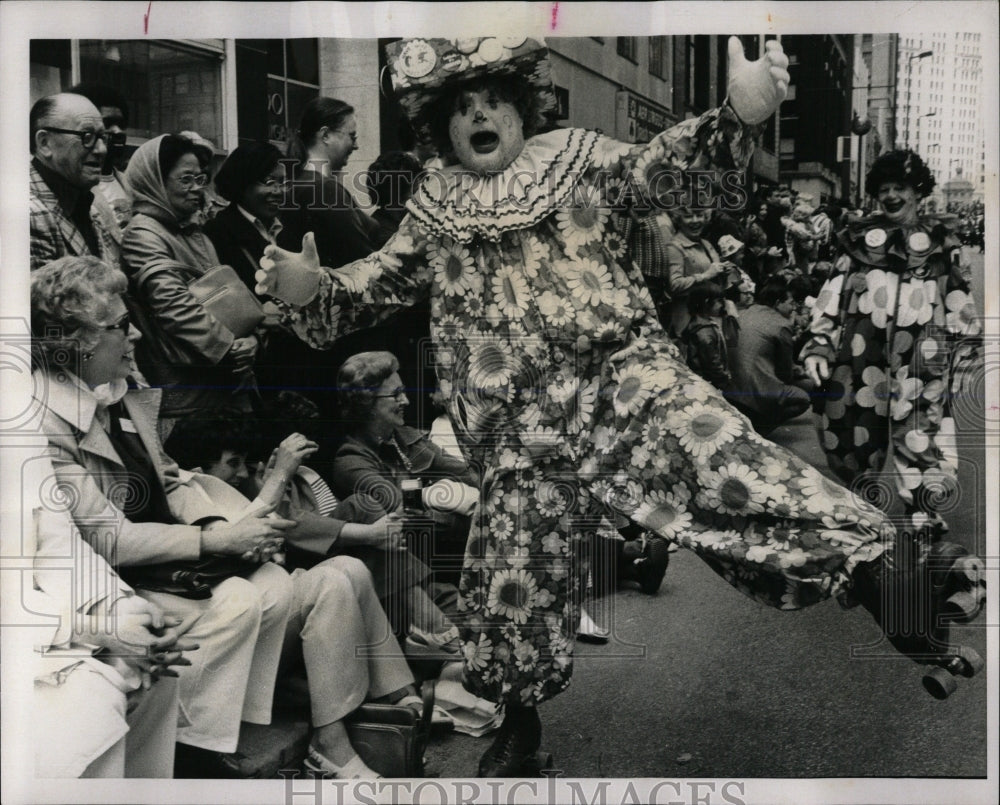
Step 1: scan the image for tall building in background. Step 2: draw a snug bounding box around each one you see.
[778,34,855,203]
[850,34,899,208]
[895,32,984,209]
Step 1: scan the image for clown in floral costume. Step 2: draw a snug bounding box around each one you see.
[259,38,983,776]
[802,149,983,547]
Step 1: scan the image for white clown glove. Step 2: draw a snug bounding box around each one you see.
[256,231,322,306]
[726,36,790,125]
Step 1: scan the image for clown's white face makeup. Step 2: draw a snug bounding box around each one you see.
[448,87,524,175]
[877,181,919,226]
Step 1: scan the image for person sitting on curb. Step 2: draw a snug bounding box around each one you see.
[729,275,812,436]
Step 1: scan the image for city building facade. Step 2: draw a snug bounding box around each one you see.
[777,34,855,204]
[895,32,985,209]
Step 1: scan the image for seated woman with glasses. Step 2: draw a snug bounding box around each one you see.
[30,255,297,777]
[121,133,259,438]
[31,256,427,781]
[333,353,480,606]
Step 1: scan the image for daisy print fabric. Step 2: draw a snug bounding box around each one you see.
[280,105,892,706]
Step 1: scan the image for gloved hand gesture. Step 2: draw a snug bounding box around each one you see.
[256,232,322,306]
[727,36,790,125]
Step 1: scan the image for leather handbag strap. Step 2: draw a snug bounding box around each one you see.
[240,246,261,279]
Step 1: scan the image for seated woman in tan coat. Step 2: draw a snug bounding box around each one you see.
[31,256,420,780]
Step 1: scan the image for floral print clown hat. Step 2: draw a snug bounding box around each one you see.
[385,37,559,144]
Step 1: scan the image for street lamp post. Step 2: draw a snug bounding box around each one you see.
[904,49,933,146]
[916,110,936,152]
[852,112,873,208]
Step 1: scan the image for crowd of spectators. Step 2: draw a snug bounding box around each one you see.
[26,88,469,781]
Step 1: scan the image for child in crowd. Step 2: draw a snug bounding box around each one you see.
[681,282,736,397]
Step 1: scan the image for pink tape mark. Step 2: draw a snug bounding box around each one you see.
[550,1,559,30]
[144,1,152,34]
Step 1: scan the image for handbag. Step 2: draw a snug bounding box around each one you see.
[119,555,260,600]
[188,264,266,338]
[345,681,435,777]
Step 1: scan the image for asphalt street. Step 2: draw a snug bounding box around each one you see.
[425,247,991,780]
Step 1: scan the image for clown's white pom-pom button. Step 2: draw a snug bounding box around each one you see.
[908,231,931,253]
[399,40,437,78]
[500,36,527,49]
[865,228,887,248]
[477,38,504,62]
[905,429,930,453]
[455,38,480,54]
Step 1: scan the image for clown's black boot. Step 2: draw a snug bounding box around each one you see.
[851,539,985,699]
[477,705,553,777]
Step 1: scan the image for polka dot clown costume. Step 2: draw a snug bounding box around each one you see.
[803,149,983,546]
[259,39,984,775]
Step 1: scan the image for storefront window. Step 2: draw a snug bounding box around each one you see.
[78,40,224,148]
[617,37,638,63]
[258,39,320,146]
[648,36,670,81]
[30,40,72,100]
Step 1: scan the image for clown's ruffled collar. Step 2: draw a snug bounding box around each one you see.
[406,127,601,243]
[837,213,960,272]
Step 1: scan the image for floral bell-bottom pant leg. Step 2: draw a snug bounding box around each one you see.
[457,340,891,705]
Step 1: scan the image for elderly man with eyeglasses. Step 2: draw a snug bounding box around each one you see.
[30,92,129,271]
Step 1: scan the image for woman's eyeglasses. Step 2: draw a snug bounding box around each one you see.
[333,129,358,146]
[255,178,288,190]
[174,173,209,190]
[102,312,131,336]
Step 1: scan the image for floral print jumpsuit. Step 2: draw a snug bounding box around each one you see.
[802,217,981,540]
[281,107,890,705]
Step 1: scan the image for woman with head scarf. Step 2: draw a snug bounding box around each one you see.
[121,133,259,436]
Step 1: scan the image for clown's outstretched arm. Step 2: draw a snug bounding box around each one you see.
[618,37,789,191]
[608,37,788,336]
[255,218,433,350]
